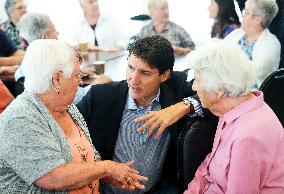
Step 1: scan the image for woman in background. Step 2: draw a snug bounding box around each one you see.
[208,0,240,39]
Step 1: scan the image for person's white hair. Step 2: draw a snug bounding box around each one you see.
[247,0,278,28]
[5,0,17,15]
[148,0,167,10]
[23,39,76,94]
[78,0,98,6]
[188,42,256,97]
[17,13,50,44]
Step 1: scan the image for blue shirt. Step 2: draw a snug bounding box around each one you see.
[104,90,171,193]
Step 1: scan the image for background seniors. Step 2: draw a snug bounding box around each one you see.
[208,0,240,39]
[68,0,126,51]
[184,43,284,193]
[223,0,280,88]
[77,35,198,194]
[15,12,59,95]
[0,0,27,49]
[0,39,147,193]
[137,0,195,55]
[16,12,112,100]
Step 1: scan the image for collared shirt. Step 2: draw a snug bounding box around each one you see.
[185,91,284,194]
[138,21,195,49]
[238,35,256,60]
[104,90,171,194]
[67,14,126,50]
[0,19,25,49]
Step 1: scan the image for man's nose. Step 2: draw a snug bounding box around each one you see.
[131,71,140,85]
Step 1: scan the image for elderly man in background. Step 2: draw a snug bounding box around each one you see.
[0,39,147,193]
[184,43,284,194]
[68,0,126,51]
[223,0,280,88]
[0,0,27,49]
[137,0,195,55]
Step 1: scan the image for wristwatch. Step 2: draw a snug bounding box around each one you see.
[183,97,193,111]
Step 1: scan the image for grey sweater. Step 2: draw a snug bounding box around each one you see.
[0,92,100,193]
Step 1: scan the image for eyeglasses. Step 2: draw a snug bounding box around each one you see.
[242,9,259,17]
[15,5,26,10]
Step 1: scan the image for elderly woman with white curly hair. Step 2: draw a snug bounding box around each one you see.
[0,39,147,193]
[184,43,284,193]
[223,0,280,88]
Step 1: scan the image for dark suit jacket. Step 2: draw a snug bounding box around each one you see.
[76,71,196,184]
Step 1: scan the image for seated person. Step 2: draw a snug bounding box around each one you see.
[223,0,280,87]
[0,29,24,74]
[208,0,240,39]
[0,80,14,113]
[16,13,111,98]
[67,0,127,51]
[236,0,283,69]
[76,35,201,194]
[0,39,147,193]
[184,43,284,193]
[137,0,195,55]
[15,12,59,95]
[0,0,27,49]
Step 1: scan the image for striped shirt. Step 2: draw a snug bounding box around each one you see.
[104,90,171,193]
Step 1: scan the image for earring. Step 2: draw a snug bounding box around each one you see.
[55,85,61,94]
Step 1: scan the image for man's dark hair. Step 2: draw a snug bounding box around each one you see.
[127,35,175,74]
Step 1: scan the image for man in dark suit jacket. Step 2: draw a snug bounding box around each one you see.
[77,35,200,193]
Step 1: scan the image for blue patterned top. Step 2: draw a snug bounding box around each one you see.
[238,35,256,60]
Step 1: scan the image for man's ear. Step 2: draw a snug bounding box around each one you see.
[161,70,171,83]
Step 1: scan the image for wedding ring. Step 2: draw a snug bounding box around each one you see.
[126,177,131,182]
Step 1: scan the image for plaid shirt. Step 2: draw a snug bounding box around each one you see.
[138,21,195,49]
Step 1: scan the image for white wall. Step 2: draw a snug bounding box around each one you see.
[0,0,213,42]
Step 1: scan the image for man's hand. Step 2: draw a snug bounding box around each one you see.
[134,102,192,139]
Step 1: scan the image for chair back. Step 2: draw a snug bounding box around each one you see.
[259,68,284,126]
[177,114,218,192]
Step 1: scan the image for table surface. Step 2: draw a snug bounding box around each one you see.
[0,50,191,83]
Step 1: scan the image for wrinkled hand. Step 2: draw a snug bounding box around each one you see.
[106,160,147,190]
[92,74,112,85]
[1,65,19,74]
[172,46,192,56]
[134,102,191,139]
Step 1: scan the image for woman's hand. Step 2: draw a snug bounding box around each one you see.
[104,160,148,190]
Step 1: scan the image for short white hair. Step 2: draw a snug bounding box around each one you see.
[17,13,50,44]
[23,39,77,94]
[188,42,256,97]
[247,0,278,28]
[148,0,167,10]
